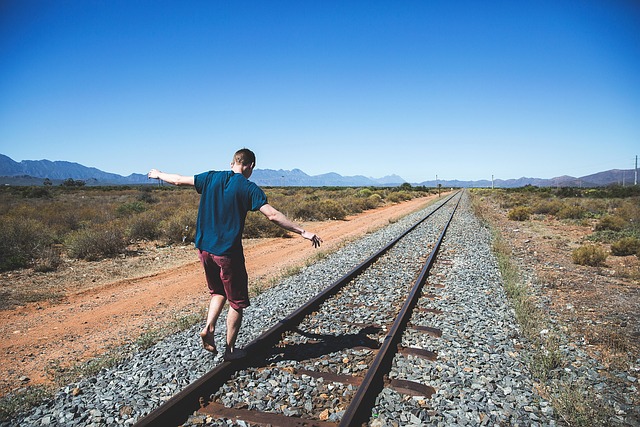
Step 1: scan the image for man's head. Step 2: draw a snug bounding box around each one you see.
[231,148,256,178]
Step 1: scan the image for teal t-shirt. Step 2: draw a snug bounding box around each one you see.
[193,170,267,256]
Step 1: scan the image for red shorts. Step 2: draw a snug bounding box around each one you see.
[198,250,250,310]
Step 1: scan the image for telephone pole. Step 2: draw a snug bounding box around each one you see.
[635,155,638,186]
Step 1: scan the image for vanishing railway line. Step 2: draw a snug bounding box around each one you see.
[135,192,461,427]
[9,190,552,427]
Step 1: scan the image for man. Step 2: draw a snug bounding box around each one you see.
[148,148,322,361]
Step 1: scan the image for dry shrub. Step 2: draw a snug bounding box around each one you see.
[32,245,63,273]
[116,201,147,217]
[615,199,640,222]
[595,215,628,232]
[159,207,197,244]
[552,378,612,427]
[613,257,640,280]
[357,188,374,198]
[243,212,290,238]
[583,325,630,370]
[532,199,564,215]
[387,191,412,203]
[0,185,422,270]
[572,244,608,267]
[507,206,531,221]
[66,221,127,261]
[610,237,640,256]
[317,199,347,220]
[361,194,382,210]
[137,187,158,204]
[126,210,162,241]
[556,204,587,220]
[290,201,316,221]
[0,217,55,271]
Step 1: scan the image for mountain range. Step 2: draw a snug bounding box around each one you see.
[0,154,637,188]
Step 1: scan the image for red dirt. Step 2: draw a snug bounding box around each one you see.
[0,195,440,397]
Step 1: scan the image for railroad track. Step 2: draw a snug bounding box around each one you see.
[135,191,461,427]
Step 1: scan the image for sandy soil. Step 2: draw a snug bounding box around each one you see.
[483,207,639,364]
[0,195,441,397]
[479,198,639,417]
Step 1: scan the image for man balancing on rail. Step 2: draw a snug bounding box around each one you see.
[148,148,322,361]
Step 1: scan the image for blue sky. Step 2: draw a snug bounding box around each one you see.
[1,1,638,183]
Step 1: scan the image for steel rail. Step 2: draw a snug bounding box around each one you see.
[134,192,459,427]
[338,191,462,427]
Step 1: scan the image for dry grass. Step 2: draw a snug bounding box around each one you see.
[470,186,639,426]
[0,185,433,308]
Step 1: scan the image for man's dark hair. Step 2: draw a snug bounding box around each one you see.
[233,148,256,166]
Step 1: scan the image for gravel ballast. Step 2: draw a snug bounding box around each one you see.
[6,192,568,426]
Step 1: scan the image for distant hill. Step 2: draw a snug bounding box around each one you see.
[0,154,406,187]
[250,168,405,186]
[418,169,637,188]
[0,154,636,188]
[0,154,147,185]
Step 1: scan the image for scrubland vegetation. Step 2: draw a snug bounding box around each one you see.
[472,185,639,426]
[491,185,640,265]
[0,184,431,273]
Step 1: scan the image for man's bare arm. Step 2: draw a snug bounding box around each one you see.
[147,169,194,186]
[259,203,322,248]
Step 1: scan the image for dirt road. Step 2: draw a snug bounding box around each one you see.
[1,195,441,397]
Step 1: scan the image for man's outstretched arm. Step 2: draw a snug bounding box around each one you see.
[147,169,195,186]
[259,203,322,248]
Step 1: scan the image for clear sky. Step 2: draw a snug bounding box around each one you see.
[1,1,638,183]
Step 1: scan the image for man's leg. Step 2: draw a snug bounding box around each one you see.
[200,294,226,353]
[218,254,249,361]
[225,306,243,350]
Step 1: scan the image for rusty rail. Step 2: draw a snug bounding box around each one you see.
[134,192,459,427]
[338,191,461,426]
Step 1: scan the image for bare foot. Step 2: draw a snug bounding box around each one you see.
[199,329,217,354]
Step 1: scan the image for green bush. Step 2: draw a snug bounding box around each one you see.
[610,237,640,257]
[66,222,127,260]
[572,245,608,267]
[116,201,147,217]
[357,188,373,198]
[507,206,531,221]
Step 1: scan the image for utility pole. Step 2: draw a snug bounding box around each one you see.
[635,155,638,186]
[491,174,494,190]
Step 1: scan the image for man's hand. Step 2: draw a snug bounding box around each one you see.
[302,230,322,248]
[146,170,194,186]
